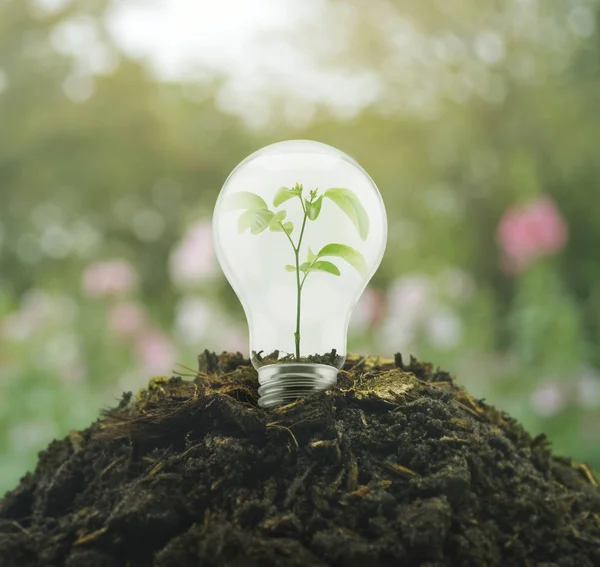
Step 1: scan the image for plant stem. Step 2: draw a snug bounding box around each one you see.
[279,194,310,360]
[294,203,309,360]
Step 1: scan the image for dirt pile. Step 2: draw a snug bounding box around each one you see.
[1,351,599,567]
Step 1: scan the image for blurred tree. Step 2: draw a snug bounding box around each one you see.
[288,0,600,360]
[0,0,259,309]
[0,0,598,491]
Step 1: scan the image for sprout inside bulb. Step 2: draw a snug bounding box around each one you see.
[213,140,387,407]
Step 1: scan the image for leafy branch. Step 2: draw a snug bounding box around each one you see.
[225,182,369,359]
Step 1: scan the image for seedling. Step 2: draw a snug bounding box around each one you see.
[225,183,369,359]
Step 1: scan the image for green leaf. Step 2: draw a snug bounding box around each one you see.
[285,265,296,272]
[299,262,311,273]
[224,191,267,211]
[307,260,341,276]
[324,188,369,240]
[283,222,294,235]
[306,195,323,221]
[251,209,275,234]
[317,243,367,277]
[307,246,316,263]
[268,210,287,231]
[273,186,298,207]
[237,209,255,233]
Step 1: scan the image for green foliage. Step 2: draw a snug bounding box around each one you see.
[273,186,299,207]
[1,0,600,496]
[228,186,367,282]
[250,209,275,234]
[307,260,341,276]
[324,188,370,240]
[223,191,268,211]
[316,243,368,277]
[237,210,255,233]
[227,184,367,356]
[306,195,323,220]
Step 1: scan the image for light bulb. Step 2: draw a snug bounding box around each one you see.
[213,140,387,408]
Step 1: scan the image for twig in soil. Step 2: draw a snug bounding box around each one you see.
[175,362,200,376]
[351,485,371,497]
[453,399,487,422]
[148,462,164,477]
[100,457,124,478]
[11,522,31,537]
[382,462,418,479]
[571,461,599,487]
[346,452,358,491]
[178,442,204,460]
[266,423,299,449]
[448,417,472,430]
[309,439,342,463]
[453,391,488,422]
[68,430,84,453]
[358,409,368,427]
[350,356,367,371]
[175,362,214,382]
[73,527,108,546]
[330,468,345,493]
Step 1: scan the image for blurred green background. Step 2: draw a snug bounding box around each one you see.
[1,0,599,496]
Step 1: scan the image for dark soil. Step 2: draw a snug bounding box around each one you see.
[251,349,344,368]
[1,351,599,567]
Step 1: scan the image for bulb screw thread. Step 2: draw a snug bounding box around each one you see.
[257,363,338,408]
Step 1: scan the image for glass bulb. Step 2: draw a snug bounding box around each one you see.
[213,140,387,407]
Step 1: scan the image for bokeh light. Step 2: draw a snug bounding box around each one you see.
[1,0,599,494]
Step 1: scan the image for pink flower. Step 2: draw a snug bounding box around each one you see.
[496,196,568,274]
[107,301,148,339]
[530,381,566,417]
[221,328,248,353]
[387,275,432,322]
[350,287,385,331]
[81,259,137,297]
[379,275,432,351]
[169,221,216,289]
[1,290,76,340]
[174,296,215,343]
[134,330,175,374]
[425,310,462,349]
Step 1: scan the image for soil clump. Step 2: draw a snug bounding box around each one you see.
[1,351,599,566]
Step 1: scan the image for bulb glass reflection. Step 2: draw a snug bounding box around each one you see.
[213,140,387,407]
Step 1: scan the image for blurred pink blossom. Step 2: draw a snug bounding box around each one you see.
[107,302,148,339]
[134,330,175,374]
[425,310,462,349]
[81,259,137,297]
[169,221,216,289]
[531,381,566,417]
[387,275,432,320]
[496,195,568,274]
[174,296,215,343]
[379,275,432,351]
[221,328,248,353]
[1,290,76,341]
[350,287,385,331]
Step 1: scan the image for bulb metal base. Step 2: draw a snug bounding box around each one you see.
[257,363,338,408]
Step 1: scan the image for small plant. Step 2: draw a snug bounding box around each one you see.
[226,183,369,359]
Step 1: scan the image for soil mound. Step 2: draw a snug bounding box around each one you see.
[1,352,599,567]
